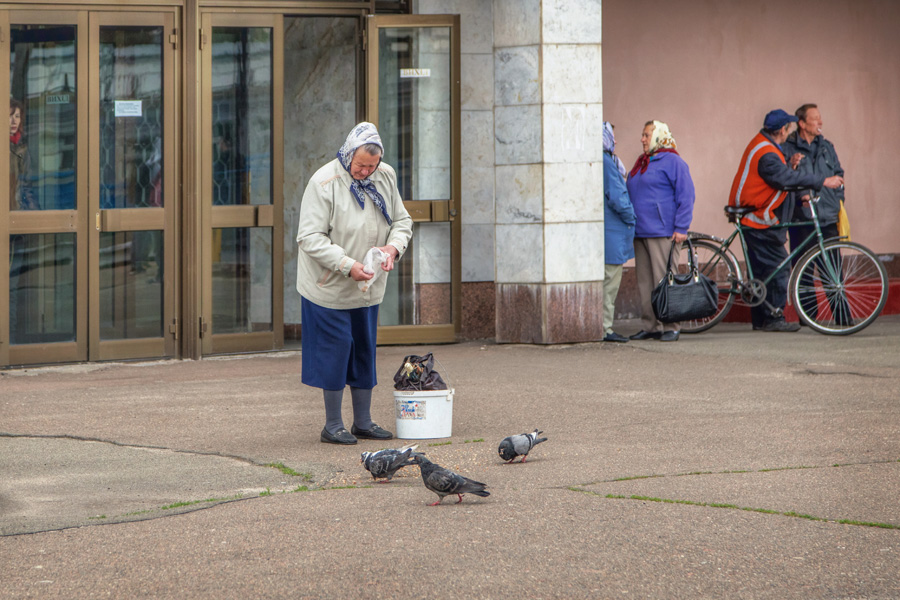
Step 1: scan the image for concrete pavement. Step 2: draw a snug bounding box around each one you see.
[1,318,899,598]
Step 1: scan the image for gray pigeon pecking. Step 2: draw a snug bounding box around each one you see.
[498,429,547,463]
[410,455,490,506]
[360,444,419,483]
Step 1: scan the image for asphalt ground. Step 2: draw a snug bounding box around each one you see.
[1,317,899,599]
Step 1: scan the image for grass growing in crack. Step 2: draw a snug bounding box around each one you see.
[88,515,107,520]
[427,441,452,447]
[610,474,664,482]
[838,519,899,529]
[601,458,900,486]
[602,494,900,530]
[265,462,313,480]
[464,438,485,443]
[259,488,272,497]
[161,494,242,510]
[758,465,815,472]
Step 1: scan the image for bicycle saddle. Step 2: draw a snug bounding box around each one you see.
[724,205,754,223]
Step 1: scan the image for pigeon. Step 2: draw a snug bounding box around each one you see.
[498,429,547,463]
[360,444,419,483]
[410,455,490,506]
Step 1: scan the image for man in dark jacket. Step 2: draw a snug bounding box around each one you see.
[782,104,844,247]
[782,103,847,321]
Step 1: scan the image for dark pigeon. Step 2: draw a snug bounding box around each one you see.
[498,429,547,463]
[411,455,490,506]
[360,444,419,483]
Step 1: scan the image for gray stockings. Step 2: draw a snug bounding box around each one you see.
[323,387,374,434]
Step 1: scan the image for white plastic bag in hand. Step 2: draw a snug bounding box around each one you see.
[358,247,387,292]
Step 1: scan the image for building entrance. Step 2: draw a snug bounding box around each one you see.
[2,6,459,368]
[2,8,179,366]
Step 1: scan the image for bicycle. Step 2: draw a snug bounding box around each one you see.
[678,195,888,335]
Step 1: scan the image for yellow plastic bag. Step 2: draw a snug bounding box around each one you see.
[837,200,850,241]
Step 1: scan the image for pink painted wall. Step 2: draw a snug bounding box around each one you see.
[602,0,900,256]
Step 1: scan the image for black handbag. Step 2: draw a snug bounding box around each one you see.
[393,353,448,391]
[651,238,718,323]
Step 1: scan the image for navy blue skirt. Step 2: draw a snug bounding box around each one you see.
[301,297,379,390]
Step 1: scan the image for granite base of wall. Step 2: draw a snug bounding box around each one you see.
[461,281,496,340]
[495,281,605,344]
[416,283,451,325]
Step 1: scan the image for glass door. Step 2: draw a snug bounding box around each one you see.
[3,11,87,366]
[366,15,460,344]
[88,12,177,361]
[200,13,283,354]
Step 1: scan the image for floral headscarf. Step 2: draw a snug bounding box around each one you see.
[602,121,627,178]
[648,120,677,153]
[336,122,391,225]
[629,120,680,177]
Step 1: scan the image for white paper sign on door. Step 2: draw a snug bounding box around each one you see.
[115,100,143,117]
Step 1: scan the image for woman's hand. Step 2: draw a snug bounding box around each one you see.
[377,245,400,271]
[672,232,688,243]
[350,262,374,281]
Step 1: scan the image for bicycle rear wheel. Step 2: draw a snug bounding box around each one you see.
[679,238,741,333]
[789,240,887,335]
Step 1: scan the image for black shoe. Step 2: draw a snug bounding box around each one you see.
[321,427,358,445]
[629,330,661,340]
[603,332,629,343]
[351,423,393,440]
[760,320,801,332]
[660,331,680,342]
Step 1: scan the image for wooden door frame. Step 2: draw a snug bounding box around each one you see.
[199,11,284,355]
[2,10,89,366]
[87,9,179,361]
[365,14,461,345]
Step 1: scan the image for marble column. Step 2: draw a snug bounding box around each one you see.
[494,0,604,343]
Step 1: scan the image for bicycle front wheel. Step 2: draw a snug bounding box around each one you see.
[679,238,741,333]
[789,240,887,335]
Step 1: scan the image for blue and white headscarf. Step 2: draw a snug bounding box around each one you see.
[336,122,392,225]
[602,121,627,178]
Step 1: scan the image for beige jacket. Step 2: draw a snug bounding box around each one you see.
[296,158,412,310]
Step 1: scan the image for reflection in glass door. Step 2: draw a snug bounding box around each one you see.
[367,16,460,344]
[4,13,86,366]
[89,12,176,361]
[201,13,283,354]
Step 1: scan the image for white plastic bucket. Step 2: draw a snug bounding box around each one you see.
[394,388,454,439]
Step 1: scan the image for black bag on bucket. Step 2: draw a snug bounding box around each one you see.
[651,238,719,324]
[393,353,448,391]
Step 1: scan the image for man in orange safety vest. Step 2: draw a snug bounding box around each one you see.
[729,109,844,332]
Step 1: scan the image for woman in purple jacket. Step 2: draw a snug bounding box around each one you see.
[625,120,695,342]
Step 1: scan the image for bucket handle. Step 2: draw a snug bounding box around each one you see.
[430,353,454,395]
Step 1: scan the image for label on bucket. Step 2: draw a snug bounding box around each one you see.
[397,399,426,420]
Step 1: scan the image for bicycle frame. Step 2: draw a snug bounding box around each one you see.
[718,197,840,297]
[686,196,886,335]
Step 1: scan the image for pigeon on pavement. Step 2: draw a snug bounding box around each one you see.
[498,429,547,463]
[360,444,419,483]
[411,455,490,506]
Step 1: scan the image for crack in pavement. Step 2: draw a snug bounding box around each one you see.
[0,434,328,536]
